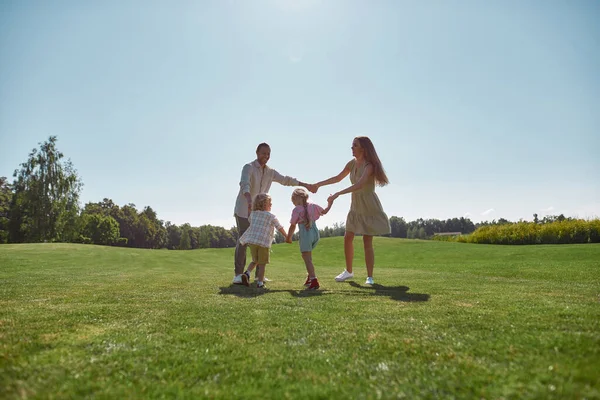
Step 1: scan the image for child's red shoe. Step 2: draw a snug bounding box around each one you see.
[303,275,311,287]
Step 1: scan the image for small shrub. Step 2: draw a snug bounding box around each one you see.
[464,219,599,245]
[74,235,92,244]
[589,220,600,243]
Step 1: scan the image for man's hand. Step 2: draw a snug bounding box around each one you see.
[285,236,293,244]
[245,192,252,215]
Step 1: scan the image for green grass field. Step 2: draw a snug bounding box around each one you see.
[1,238,599,399]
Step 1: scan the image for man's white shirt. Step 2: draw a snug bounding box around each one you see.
[233,160,299,219]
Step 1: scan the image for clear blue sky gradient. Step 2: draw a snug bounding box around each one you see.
[1,0,599,229]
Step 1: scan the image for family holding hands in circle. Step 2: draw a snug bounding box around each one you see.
[232,137,390,290]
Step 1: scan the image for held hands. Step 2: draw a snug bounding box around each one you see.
[285,235,293,244]
[327,193,339,205]
[305,183,318,194]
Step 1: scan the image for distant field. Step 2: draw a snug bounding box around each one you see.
[1,239,599,399]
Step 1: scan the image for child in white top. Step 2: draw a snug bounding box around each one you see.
[286,188,332,290]
[238,193,287,289]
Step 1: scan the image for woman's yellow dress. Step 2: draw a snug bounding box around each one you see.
[345,159,391,236]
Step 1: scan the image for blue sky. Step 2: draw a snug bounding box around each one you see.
[1,0,599,229]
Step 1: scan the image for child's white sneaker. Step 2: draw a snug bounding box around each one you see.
[365,277,374,285]
[335,270,354,282]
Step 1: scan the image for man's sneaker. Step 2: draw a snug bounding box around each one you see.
[232,275,243,285]
[241,273,250,287]
[254,277,272,282]
[335,270,354,282]
[256,284,268,291]
[365,277,374,285]
[307,278,320,290]
[303,275,311,287]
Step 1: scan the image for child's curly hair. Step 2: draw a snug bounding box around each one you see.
[253,193,271,212]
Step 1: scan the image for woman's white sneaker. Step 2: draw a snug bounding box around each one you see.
[365,277,374,285]
[335,270,354,282]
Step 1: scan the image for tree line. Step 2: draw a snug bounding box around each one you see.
[1,136,573,249]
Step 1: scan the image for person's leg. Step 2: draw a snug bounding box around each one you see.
[234,215,250,276]
[336,231,355,281]
[256,264,265,284]
[302,252,315,278]
[245,262,257,274]
[259,245,271,281]
[303,251,321,289]
[344,231,355,273]
[242,247,259,286]
[256,246,269,287]
[363,235,374,281]
[243,261,256,285]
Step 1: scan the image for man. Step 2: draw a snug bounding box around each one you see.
[233,143,316,285]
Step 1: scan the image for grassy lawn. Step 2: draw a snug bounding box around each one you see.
[1,238,599,399]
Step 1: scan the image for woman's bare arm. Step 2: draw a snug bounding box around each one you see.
[315,165,351,189]
[328,164,373,202]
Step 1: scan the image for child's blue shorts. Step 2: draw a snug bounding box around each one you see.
[298,222,320,252]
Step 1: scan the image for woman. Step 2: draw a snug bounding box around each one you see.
[315,136,391,285]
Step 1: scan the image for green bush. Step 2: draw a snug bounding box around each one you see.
[589,219,600,243]
[431,234,461,242]
[444,219,599,245]
[74,235,92,244]
[80,214,120,246]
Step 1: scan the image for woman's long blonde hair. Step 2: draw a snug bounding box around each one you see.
[253,193,271,211]
[356,136,389,186]
[292,188,311,229]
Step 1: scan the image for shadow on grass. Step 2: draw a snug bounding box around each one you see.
[219,285,333,298]
[219,283,429,302]
[347,281,430,302]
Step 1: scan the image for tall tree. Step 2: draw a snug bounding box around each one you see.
[389,216,408,238]
[0,177,12,243]
[9,136,83,242]
[116,204,139,247]
[165,222,182,250]
[140,206,167,249]
[180,223,192,250]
